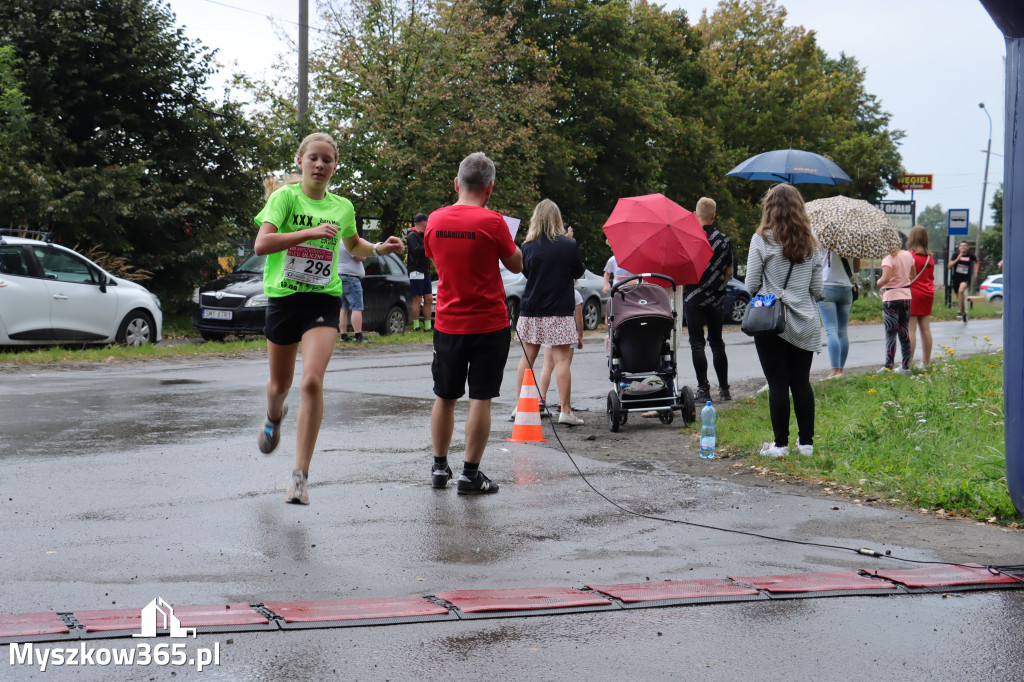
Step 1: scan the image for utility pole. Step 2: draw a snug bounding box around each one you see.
[298,0,308,119]
[977,102,993,280]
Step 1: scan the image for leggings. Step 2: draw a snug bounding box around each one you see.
[882,299,911,370]
[754,335,815,447]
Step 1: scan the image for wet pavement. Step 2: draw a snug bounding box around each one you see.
[1,318,1021,680]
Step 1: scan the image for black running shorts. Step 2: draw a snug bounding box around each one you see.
[264,292,341,345]
[432,328,511,400]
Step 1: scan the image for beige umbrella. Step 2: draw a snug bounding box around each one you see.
[805,195,902,258]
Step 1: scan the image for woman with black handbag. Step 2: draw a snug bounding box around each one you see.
[744,184,824,458]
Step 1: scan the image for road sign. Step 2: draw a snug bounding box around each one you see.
[892,174,933,191]
[947,209,969,235]
[871,200,915,232]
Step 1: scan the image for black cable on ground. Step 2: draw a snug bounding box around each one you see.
[515,332,1024,584]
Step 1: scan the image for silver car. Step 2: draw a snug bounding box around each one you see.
[0,234,163,346]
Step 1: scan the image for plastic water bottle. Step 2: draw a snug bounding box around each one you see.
[699,401,716,459]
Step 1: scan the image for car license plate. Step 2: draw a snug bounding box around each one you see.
[201,309,233,320]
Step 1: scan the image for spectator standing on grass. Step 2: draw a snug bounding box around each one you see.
[744,183,823,459]
[513,199,586,426]
[876,236,917,374]
[816,249,860,379]
[683,197,734,403]
[426,152,522,495]
[407,212,433,331]
[337,233,370,343]
[907,225,935,368]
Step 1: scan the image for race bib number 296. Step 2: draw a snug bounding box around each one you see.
[284,245,334,286]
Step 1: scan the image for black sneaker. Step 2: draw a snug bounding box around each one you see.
[718,388,732,402]
[431,463,453,489]
[694,387,711,403]
[456,471,499,495]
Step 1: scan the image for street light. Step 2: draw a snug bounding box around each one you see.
[977,103,993,269]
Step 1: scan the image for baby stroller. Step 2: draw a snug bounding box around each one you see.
[606,273,696,432]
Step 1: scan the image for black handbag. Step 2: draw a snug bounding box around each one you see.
[741,262,794,337]
[841,257,859,301]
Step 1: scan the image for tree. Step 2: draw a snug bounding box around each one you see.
[980,185,1003,275]
[0,0,272,307]
[248,0,554,238]
[476,0,712,267]
[696,0,904,263]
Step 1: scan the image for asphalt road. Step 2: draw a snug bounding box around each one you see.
[1,317,1021,680]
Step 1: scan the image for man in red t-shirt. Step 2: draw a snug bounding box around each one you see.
[425,152,522,495]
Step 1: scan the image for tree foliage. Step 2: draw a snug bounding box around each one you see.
[695,0,905,263]
[248,0,555,238]
[0,0,272,307]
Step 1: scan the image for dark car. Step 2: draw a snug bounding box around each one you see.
[191,253,412,341]
[723,277,752,324]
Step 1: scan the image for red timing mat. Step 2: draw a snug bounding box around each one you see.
[728,571,896,594]
[867,563,1022,588]
[75,603,267,632]
[0,612,69,638]
[586,579,760,603]
[263,596,448,623]
[435,587,612,613]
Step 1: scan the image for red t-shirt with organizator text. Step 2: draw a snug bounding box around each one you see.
[425,204,517,334]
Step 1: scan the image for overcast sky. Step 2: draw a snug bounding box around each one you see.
[167,0,1008,228]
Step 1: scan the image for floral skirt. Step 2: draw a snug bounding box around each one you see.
[516,315,577,347]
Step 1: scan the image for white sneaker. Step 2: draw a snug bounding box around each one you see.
[895,367,912,375]
[558,411,584,426]
[876,366,892,374]
[796,443,813,457]
[285,469,309,505]
[760,442,789,458]
[757,383,770,395]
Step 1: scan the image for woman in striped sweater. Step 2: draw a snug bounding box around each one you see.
[744,184,824,458]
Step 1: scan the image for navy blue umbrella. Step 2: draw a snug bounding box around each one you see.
[726,149,851,185]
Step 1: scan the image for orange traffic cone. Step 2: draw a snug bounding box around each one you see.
[507,369,547,443]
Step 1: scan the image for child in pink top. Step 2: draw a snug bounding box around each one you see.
[876,243,917,372]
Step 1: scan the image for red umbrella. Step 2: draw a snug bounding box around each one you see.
[601,194,712,286]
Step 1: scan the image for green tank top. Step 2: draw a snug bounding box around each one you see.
[254,184,357,298]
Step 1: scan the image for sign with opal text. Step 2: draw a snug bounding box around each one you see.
[871,200,915,232]
[892,174,933,191]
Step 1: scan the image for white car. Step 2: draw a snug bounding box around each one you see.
[980,273,1003,302]
[0,234,162,346]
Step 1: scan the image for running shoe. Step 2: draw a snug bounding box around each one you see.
[895,367,912,375]
[431,463,453,489]
[457,471,499,495]
[694,387,711,403]
[285,469,309,505]
[718,388,732,402]
[257,404,288,454]
[557,411,584,426]
[760,442,789,458]
[796,443,813,457]
[962,311,968,324]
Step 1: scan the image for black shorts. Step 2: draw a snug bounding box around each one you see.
[409,274,432,296]
[432,328,511,400]
[951,276,970,292]
[264,292,341,345]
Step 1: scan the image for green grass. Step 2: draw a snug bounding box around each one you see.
[848,289,1003,324]
[710,345,1012,522]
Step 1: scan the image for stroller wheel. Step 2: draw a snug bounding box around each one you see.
[607,391,622,433]
[658,409,674,425]
[678,386,696,425]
